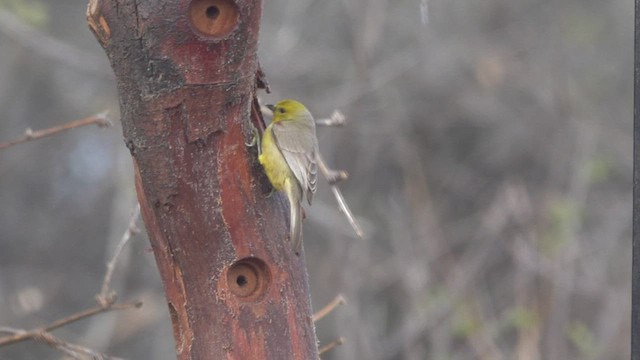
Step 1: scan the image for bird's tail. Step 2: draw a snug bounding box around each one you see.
[285,179,304,254]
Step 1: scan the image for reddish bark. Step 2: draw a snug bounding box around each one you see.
[87,1,318,359]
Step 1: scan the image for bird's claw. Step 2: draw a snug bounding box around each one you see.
[266,188,276,198]
[245,125,260,152]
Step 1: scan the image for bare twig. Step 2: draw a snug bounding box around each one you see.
[316,153,364,238]
[318,337,345,355]
[0,111,112,150]
[0,203,142,359]
[317,153,349,185]
[46,302,142,335]
[313,294,346,323]
[35,331,125,360]
[98,204,141,306]
[0,326,23,334]
[35,326,129,360]
[331,185,364,238]
[314,110,362,238]
[316,110,346,127]
[0,301,141,347]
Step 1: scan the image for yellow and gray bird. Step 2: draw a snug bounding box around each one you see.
[258,99,318,253]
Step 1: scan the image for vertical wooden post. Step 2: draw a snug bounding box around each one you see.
[634,0,640,358]
[87,1,319,359]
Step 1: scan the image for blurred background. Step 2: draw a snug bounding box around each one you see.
[0,0,632,359]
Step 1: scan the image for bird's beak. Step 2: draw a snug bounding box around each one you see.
[266,104,275,112]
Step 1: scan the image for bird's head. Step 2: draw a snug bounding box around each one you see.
[267,99,311,123]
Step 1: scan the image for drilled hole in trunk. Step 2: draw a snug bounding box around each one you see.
[226,257,270,301]
[189,0,239,38]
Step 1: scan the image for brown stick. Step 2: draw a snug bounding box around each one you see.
[0,203,142,354]
[97,204,141,306]
[0,111,112,150]
[33,331,121,360]
[318,337,345,355]
[0,301,141,347]
[313,294,346,322]
[317,152,364,238]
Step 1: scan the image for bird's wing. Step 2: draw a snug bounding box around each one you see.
[272,120,318,205]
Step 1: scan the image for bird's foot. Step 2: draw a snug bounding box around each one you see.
[245,124,260,152]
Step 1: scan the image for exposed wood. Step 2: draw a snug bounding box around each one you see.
[87,1,319,358]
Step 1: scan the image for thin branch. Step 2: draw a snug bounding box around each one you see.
[0,301,141,347]
[0,111,113,150]
[98,204,141,306]
[331,186,364,238]
[34,331,124,360]
[0,203,142,359]
[318,337,345,355]
[313,109,363,238]
[317,153,349,185]
[316,110,346,127]
[46,302,142,335]
[316,152,364,239]
[312,294,346,323]
[0,326,23,334]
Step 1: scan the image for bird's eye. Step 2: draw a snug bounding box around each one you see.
[278,108,286,114]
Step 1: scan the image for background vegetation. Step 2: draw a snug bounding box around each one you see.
[0,0,632,359]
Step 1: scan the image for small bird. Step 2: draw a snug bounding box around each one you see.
[257,99,318,253]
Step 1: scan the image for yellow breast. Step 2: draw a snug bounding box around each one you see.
[258,126,292,191]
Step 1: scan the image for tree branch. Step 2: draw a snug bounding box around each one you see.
[0,302,141,348]
[97,204,141,306]
[0,203,142,358]
[312,294,346,322]
[315,110,346,127]
[318,337,345,355]
[0,111,112,150]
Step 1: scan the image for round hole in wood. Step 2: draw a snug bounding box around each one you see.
[226,257,270,301]
[206,5,220,20]
[189,0,239,38]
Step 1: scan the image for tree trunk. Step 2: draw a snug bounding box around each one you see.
[87,0,319,358]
